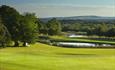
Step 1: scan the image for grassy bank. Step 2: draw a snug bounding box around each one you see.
[50,36,115,45]
[0,43,115,70]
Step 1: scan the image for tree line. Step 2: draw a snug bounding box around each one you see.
[38,18,115,37]
[62,20,115,37]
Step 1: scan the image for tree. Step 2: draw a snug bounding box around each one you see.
[37,21,48,35]
[0,17,11,47]
[107,28,115,37]
[47,18,61,35]
[96,23,108,36]
[0,5,21,46]
[19,13,38,46]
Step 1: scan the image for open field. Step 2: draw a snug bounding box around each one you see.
[0,43,115,70]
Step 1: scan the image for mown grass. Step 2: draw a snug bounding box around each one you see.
[0,43,115,70]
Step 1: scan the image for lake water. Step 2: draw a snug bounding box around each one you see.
[57,42,112,47]
[68,35,86,38]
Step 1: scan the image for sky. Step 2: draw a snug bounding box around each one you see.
[0,0,115,18]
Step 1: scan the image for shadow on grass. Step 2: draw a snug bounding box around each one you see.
[0,61,36,69]
[56,45,115,49]
[18,52,41,56]
[56,53,97,57]
[0,46,28,49]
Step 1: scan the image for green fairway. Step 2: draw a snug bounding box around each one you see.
[0,43,115,70]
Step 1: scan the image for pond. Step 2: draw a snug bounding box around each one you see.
[56,42,113,47]
[67,34,87,38]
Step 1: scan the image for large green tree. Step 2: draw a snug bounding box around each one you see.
[0,5,21,46]
[47,18,61,35]
[19,13,38,46]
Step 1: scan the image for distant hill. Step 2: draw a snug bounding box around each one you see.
[40,16,115,22]
[60,16,115,20]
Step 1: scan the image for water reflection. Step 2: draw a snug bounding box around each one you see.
[57,42,112,47]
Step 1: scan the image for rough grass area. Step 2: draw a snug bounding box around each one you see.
[0,43,115,70]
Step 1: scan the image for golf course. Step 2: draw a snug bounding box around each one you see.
[0,43,115,70]
[0,1,115,70]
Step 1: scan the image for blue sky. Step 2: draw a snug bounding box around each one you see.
[0,0,115,17]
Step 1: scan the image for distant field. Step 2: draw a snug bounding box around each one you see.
[0,43,115,70]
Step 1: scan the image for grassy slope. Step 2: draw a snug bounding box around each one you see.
[0,43,115,70]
